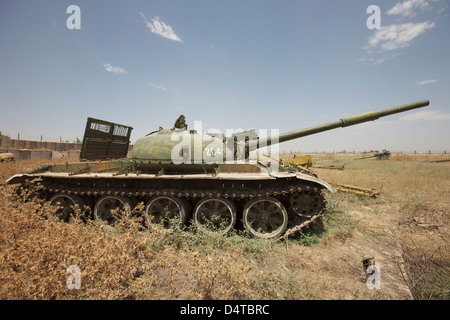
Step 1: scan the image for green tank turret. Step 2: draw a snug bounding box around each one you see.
[6,99,429,239]
[130,99,429,163]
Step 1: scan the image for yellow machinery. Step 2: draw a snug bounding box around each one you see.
[282,155,312,168]
[331,184,379,198]
[0,153,15,162]
[282,155,379,198]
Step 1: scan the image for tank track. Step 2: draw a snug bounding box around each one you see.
[32,178,326,239]
[278,210,325,241]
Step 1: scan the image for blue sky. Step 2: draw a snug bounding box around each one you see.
[1,0,449,152]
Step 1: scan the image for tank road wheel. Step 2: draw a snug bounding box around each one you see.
[94,195,134,225]
[49,194,85,222]
[289,188,325,217]
[193,198,236,235]
[145,196,188,228]
[242,197,288,239]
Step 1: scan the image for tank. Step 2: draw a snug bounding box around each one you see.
[6,99,430,239]
[356,149,391,160]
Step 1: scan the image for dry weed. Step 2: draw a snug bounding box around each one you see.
[1,155,448,300]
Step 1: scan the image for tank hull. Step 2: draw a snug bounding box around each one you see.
[7,160,333,239]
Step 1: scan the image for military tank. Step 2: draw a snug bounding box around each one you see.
[6,99,429,239]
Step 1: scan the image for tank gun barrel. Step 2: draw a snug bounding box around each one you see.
[254,99,429,149]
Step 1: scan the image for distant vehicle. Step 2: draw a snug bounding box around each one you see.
[357,149,392,160]
[0,153,15,162]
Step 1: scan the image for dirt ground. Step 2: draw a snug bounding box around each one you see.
[283,202,414,299]
[303,154,449,300]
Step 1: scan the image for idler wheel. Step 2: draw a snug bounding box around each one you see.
[242,197,288,239]
[94,195,134,225]
[49,194,85,222]
[193,198,236,235]
[145,196,188,228]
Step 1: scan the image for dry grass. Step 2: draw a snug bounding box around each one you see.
[300,152,450,300]
[0,154,448,300]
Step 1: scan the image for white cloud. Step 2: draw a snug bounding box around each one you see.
[387,0,429,17]
[362,0,446,65]
[365,21,435,52]
[415,79,437,85]
[357,55,394,65]
[372,57,387,65]
[148,82,168,92]
[400,109,450,121]
[102,63,127,74]
[140,13,182,42]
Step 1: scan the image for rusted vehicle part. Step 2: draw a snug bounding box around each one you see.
[332,184,379,198]
[282,155,312,168]
[280,155,316,176]
[0,153,15,162]
[314,162,346,170]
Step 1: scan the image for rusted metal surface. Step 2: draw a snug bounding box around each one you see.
[279,211,324,241]
[281,155,312,168]
[0,152,15,162]
[332,184,379,197]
